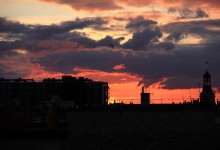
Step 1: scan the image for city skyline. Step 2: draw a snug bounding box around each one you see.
[1,0,220,103]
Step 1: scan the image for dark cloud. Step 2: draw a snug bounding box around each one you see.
[24,17,107,40]
[113,17,128,21]
[0,17,107,40]
[168,8,209,19]
[165,31,186,43]
[0,64,20,78]
[37,50,122,73]
[0,17,29,33]
[0,17,123,52]
[122,16,178,51]
[154,42,175,51]
[185,8,208,19]
[36,42,220,90]
[161,19,220,42]
[122,16,163,50]
[122,27,162,50]
[2,17,220,53]
[126,16,157,32]
[1,17,220,92]
[19,34,124,52]
[97,36,124,48]
[161,76,201,89]
[163,31,187,50]
[0,17,175,52]
[195,8,209,18]
[0,41,22,52]
[137,45,220,90]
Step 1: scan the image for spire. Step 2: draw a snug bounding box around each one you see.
[205,61,208,71]
[203,61,210,78]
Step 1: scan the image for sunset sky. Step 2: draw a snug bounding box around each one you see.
[1,0,220,104]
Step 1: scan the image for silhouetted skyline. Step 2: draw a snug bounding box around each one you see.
[0,0,220,103]
[0,76,109,107]
[1,2,220,150]
[0,68,217,107]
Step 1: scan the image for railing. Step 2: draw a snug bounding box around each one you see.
[109,98,199,104]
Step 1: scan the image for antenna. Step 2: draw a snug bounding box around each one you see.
[205,61,208,71]
[142,86,144,93]
[189,88,191,101]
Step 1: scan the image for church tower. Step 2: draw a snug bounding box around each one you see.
[200,63,215,105]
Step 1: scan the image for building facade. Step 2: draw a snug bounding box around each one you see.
[0,76,109,107]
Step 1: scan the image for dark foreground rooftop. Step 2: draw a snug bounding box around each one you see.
[0,109,218,150]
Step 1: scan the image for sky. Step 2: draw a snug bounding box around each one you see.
[1,0,220,104]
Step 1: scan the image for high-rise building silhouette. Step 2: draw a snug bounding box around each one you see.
[200,69,215,105]
[0,76,109,107]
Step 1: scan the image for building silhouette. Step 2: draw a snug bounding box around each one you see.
[140,86,150,105]
[200,70,215,105]
[0,76,109,107]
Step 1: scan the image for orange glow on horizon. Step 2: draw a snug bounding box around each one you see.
[22,65,220,104]
[109,81,220,104]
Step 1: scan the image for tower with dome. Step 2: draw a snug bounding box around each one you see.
[200,62,215,105]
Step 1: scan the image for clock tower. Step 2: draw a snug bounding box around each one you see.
[200,64,215,105]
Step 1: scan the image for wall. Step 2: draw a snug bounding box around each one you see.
[65,110,215,150]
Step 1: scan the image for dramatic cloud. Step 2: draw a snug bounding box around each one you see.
[35,42,220,91]
[161,19,220,43]
[123,27,162,50]
[121,16,183,51]
[168,8,209,19]
[0,17,29,33]
[97,36,124,48]
[27,18,106,40]
[126,16,157,32]
[1,15,220,94]
[165,32,186,43]
[0,17,107,39]
[122,16,165,50]
[0,17,124,53]
[0,17,178,53]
